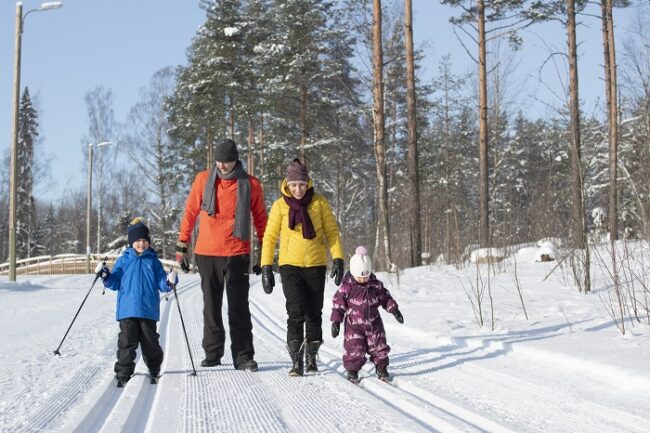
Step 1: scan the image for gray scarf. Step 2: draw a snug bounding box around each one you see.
[201,161,251,241]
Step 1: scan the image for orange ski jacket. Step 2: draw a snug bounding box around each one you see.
[178,170,267,257]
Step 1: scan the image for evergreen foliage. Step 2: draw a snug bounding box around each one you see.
[9,0,650,274]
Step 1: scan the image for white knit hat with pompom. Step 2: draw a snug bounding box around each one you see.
[350,246,372,278]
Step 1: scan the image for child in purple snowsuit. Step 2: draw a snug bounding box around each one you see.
[330,246,404,382]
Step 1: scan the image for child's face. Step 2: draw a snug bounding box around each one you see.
[287,181,308,199]
[353,275,370,284]
[132,238,150,253]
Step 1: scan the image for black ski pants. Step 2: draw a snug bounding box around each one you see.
[196,254,254,368]
[114,318,163,379]
[279,265,326,343]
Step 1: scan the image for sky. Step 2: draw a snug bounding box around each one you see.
[1,242,650,432]
[0,0,644,202]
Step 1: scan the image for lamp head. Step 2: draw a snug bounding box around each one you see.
[38,2,63,11]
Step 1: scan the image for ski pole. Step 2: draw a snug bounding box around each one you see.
[53,271,102,356]
[99,257,108,295]
[170,279,197,376]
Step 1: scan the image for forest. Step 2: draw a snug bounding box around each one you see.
[1,0,647,282]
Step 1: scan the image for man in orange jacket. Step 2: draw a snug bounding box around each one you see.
[176,138,267,371]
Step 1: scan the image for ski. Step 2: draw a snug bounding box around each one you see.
[377,376,398,387]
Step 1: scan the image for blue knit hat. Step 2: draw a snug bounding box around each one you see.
[127,217,150,247]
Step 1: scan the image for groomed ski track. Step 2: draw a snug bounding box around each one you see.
[2,273,649,433]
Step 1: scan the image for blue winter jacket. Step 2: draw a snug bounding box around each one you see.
[103,247,171,321]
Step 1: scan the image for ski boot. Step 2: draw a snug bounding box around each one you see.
[200,358,221,367]
[235,359,259,372]
[287,340,304,377]
[346,370,360,384]
[305,340,322,373]
[116,375,130,388]
[376,365,390,382]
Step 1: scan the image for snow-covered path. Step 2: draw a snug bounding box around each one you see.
[2,266,650,433]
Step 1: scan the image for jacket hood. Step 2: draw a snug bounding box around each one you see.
[280,178,314,198]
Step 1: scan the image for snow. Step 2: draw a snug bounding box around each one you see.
[223,27,239,37]
[2,244,650,433]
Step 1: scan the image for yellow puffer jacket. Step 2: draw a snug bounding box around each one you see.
[261,179,344,267]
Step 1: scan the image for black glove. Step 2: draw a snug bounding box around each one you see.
[252,255,262,275]
[331,322,340,338]
[261,265,275,294]
[253,242,262,275]
[94,262,110,280]
[175,240,190,273]
[392,309,404,324]
[330,258,344,286]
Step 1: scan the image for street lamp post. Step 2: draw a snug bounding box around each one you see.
[85,143,93,273]
[95,141,111,255]
[7,1,63,281]
[85,140,109,272]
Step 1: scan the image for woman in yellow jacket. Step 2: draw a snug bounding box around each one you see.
[261,158,344,377]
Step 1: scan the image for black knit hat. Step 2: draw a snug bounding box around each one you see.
[215,138,239,162]
[127,217,150,247]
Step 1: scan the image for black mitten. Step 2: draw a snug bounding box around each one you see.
[261,265,275,294]
[330,258,344,286]
[331,322,340,338]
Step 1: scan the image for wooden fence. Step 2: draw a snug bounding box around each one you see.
[0,254,181,276]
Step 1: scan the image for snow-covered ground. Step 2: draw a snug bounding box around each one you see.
[2,244,650,433]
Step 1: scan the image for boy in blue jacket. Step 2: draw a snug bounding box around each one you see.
[100,218,177,387]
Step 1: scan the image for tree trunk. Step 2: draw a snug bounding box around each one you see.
[259,113,265,180]
[229,96,235,139]
[373,0,393,270]
[478,0,490,247]
[404,0,421,266]
[247,116,255,176]
[300,86,307,162]
[604,0,618,242]
[604,0,623,329]
[206,122,213,170]
[566,0,591,292]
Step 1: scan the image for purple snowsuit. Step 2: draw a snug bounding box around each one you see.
[330,272,399,372]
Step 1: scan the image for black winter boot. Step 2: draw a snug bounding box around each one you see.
[305,340,322,373]
[376,365,390,381]
[346,370,359,383]
[287,340,304,377]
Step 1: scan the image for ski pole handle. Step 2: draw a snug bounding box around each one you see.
[101,257,108,295]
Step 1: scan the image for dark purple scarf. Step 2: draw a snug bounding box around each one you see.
[283,187,316,239]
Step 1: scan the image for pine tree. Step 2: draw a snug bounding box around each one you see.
[16,87,38,259]
[442,0,540,247]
